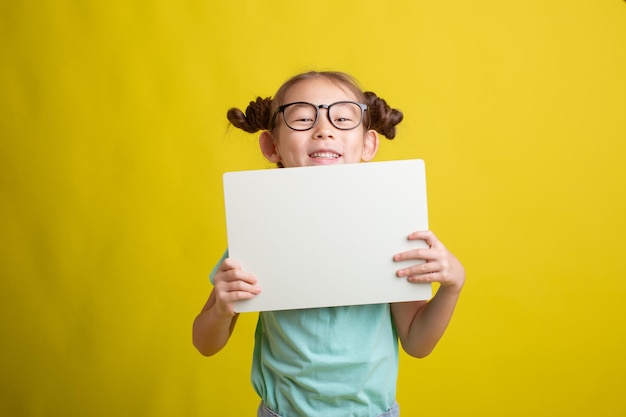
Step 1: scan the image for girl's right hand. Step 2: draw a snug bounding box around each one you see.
[213,258,262,318]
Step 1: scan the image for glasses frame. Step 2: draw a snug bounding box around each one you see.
[273,101,368,131]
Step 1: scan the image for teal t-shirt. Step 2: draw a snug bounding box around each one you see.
[210,250,399,417]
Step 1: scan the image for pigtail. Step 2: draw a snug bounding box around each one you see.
[226,96,274,133]
[363,91,404,139]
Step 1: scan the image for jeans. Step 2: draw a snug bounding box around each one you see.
[257,401,400,417]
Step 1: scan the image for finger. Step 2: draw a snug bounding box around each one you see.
[219,257,242,272]
[226,269,258,284]
[411,231,443,250]
[393,232,434,262]
[215,264,259,286]
[223,285,262,300]
[406,271,440,284]
[396,261,439,277]
[407,230,433,241]
[216,280,262,302]
[393,248,432,263]
[225,291,259,303]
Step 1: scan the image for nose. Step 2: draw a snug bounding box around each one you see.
[312,108,335,140]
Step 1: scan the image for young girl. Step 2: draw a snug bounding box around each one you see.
[193,71,465,417]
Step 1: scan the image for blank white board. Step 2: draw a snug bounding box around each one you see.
[223,159,431,313]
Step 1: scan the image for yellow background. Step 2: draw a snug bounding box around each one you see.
[1,1,625,415]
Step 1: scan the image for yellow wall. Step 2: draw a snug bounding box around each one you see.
[1,1,625,415]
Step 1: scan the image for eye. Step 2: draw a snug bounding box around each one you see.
[289,114,315,126]
[332,110,357,123]
[284,103,317,128]
[329,102,362,129]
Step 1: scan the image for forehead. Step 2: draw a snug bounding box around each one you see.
[282,78,360,104]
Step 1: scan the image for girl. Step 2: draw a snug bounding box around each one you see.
[193,71,465,417]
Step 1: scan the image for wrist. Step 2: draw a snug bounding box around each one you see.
[438,281,464,296]
[210,304,237,323]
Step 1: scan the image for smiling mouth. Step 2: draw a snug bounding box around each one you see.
[309,151,341,160]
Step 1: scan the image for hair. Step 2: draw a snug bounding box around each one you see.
[226,71,404,139]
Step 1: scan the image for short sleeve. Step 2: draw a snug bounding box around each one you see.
[209,249,229,285]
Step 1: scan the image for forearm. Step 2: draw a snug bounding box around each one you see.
[397,285,462,358]
[192,297,239,356]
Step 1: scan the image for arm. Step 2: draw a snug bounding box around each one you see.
[192,257,261,356]
[390,230,465,358]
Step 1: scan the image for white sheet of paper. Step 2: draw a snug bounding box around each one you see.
[223,159,431,313]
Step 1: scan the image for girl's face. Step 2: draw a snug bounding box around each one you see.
[259,78,379,168]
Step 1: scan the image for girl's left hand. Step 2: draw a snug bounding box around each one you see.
[393,230,465,292]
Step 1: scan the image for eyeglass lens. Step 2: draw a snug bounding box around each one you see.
[283,102,363,131]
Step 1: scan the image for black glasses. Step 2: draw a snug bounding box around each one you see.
[274,101,368,131]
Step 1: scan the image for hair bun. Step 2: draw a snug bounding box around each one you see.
[364,91,404,139]
[227,97,273,133]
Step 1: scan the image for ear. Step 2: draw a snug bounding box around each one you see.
[259,131,281,163]
[361,129,379,162]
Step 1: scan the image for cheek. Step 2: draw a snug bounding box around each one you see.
[274,137,304,161]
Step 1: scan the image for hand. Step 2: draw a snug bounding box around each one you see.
[213,258,262,318]
[393,230,465,292]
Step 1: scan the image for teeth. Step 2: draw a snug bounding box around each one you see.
[310,152,340,159]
